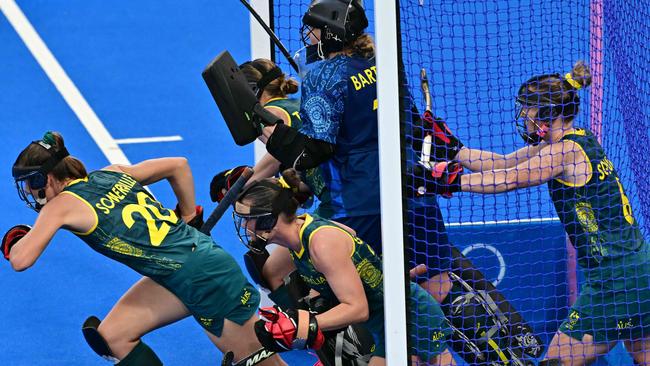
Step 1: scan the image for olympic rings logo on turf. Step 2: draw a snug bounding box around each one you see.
[461,243,506,287]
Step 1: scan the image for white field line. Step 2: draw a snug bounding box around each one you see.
[1,0,130,165]
[445,217,560,227]
[115,136,183,145]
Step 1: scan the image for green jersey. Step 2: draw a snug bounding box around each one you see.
[265,97,302,130]
[62,170,203,278]
[290,214,450,358]
[547,128,648,286]
[290,214,384,331]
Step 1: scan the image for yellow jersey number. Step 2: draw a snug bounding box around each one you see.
[121,192,179,246]
[614,177,635,226]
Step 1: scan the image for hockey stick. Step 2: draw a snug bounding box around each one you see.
[220,348,275,366]
[239,0,299,73]
[418,68,434,171]
[200,167,254,235]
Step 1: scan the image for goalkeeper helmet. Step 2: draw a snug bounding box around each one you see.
[233,180,296,253]
[12,138,69,212]
[514,73,580,145]
[301,0,368,58]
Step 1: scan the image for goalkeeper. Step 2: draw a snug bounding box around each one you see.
[420,61,650,364]
[210,57,377,366]
[212,0,382,323]
[232,169,455,365]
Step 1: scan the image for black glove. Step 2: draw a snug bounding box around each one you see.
[410,161,463,198]
[175,205,204,230]
[209,166,250,203]
[2,225,31,260]
[254,306,325,352]
[422,112,464,161]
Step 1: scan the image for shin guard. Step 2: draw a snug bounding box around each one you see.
[116,341,162,366]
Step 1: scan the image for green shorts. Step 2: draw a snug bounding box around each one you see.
[559,276,650,343]
[159,238,260,337]
[369,283,451,360]
[408,283,451,360]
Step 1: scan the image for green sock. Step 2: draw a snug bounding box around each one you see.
[116,341,163,366]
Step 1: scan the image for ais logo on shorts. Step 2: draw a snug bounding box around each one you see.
[241,289,252,305]
[566,310,580,330]
[200,317,214,327]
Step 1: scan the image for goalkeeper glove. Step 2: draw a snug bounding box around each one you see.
[420,112,464,162]
[411,161,463,198]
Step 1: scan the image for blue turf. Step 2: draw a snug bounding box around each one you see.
[0,1,639,365]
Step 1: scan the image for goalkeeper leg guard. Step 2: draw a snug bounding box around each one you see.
[116,341,162,366]
[538,359,563,366]
[442,247,544,366]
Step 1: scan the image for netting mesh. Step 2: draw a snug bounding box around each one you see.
[401,1,650,364]
[268,0,650,364]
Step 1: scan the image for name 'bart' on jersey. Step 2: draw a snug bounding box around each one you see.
[350,65,377,91]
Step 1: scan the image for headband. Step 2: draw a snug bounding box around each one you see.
[564,72,582,90]
[256,66,283,92]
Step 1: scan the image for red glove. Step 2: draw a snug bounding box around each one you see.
[411,161,463,198]
[254,306,325,352]
[2,225,31,260]
[421,112,464,162]
[209,166,249,203]
[175,205,204,230]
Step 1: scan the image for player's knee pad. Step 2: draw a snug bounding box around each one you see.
[82,316,118,363]
[115,341,162,366]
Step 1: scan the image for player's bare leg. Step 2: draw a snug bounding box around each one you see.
[98,277,191,359]
[205,316,286,366]
[625,337,650,365]
[408,349,455,366]
[432,349,456,365]
[418,272,453,303]
[544,331,614,365]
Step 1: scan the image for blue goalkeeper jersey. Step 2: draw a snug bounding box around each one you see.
[299,54,380,219]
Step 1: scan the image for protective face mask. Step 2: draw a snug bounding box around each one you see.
[293,45,324,79]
